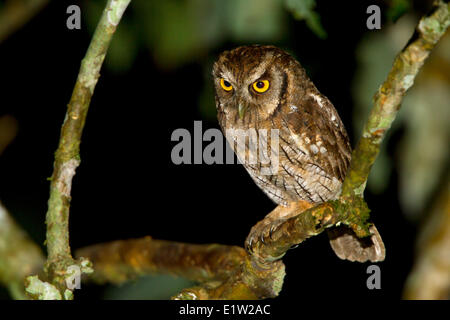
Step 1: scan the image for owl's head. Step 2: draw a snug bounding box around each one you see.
[213,45,306,127]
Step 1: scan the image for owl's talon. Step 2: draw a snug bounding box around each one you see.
[269,225,276,239]
[245,217,288,255]
[246,237,254,253]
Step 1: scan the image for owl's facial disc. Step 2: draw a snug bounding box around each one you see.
[215,72,280,123]
[213,45,292,124]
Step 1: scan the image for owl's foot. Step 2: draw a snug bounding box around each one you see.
[245,216,287,253]
[245,200,313,254]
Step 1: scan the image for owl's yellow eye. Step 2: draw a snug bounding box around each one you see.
[220,78,233,91]
[252,80,270,93]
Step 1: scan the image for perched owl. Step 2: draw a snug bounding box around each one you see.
[213,45,385,262]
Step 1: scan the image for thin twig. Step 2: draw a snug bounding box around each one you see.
[43,0,131,295]
[341,0,450,198]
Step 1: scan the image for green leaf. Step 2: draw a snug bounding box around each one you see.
[225,0,286,42]
[387,0,411,23]
[284,0,327,39]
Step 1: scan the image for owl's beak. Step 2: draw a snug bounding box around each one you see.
[238,103,248,119]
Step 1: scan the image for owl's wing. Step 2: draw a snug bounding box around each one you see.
[282,91,386,262]
[282,91,352,183]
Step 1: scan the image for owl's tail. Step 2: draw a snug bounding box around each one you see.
[327,224,385,262]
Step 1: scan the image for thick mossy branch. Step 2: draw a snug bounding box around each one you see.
[76,237,285,300]
[76,1,449,300]
[42,0,131,295]
[250,199,371,265]
[76,237,246,285]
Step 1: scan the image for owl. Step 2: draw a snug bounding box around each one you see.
[213,45,385,262]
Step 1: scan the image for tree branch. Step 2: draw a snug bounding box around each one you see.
[76,237,246,284]
[76,1,449,299]
[0,202,45,299]
[0,0,49,44]
[76,238,285,300]
[341,0,450,198]
[403,173,450,299]
[0,115,44,300]
[40,0,131,296]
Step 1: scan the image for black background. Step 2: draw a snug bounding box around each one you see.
[0,0,424,301]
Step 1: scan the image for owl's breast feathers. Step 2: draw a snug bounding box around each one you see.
[224,87,352,207]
